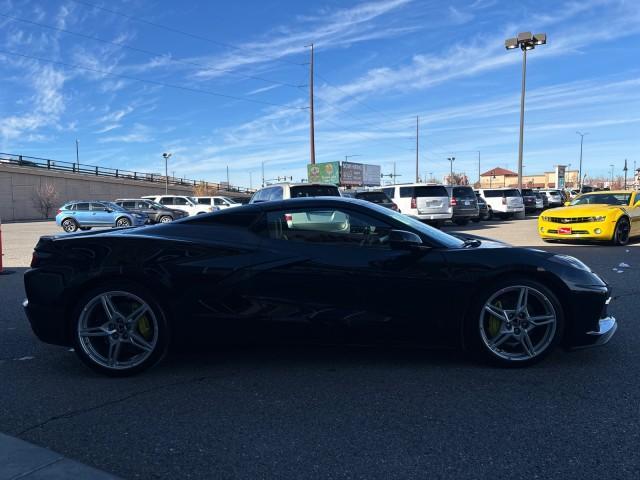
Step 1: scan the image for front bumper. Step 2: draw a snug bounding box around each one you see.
[571,316,617,350]
[538,221,614,241]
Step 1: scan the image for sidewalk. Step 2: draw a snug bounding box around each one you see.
[0,433,121,479]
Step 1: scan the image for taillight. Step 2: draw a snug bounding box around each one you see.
[502,197,507,205]
[410,197,417,209]
[391,203,398,211]
[56,209,61,215]
[450,197,457,206]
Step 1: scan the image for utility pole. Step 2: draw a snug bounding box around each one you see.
[477,151,481,186]
[306,43,316,165]
[162,152,172,194]
[75,139,79,164]
[393,162,397,185]
[576,131,588,191]
[623,159,628,190]
[249,172,253,190]
[261,160,266,187]
[226,165,230,187]
[415,116,419,183]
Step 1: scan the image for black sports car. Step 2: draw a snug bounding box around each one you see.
[24,198,616,376]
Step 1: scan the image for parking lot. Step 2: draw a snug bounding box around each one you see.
[1,218,639,479]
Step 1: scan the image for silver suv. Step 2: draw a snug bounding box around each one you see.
[250,183,341,203]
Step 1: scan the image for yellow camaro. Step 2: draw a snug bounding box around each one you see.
[538,190,640,245]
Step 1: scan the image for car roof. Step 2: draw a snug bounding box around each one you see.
[260,182,338,188]
[240,196,374,212]
[579,190,632,195]
[385,183,444,187]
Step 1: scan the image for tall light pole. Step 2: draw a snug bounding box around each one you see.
[610,164,614,187]
[305,43,316,165]
[576,131,588,191]
[505,32,547,191]
[447,157,455,185]
[477,151,481,186]
[623,158,628,190]
[75,139,79,164]
[162,152,172,194]
[261,160,266,187]
[415,116,420,183]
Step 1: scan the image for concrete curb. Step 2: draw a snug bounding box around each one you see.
[0,433,122,480]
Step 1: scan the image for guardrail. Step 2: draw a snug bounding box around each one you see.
[0,152,255,195]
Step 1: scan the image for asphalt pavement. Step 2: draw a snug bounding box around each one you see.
[1,218,639,479]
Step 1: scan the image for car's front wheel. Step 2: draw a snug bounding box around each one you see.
[116,217,132,228]
[467,279,564,367]
[61,218,78,233]
[612,217,630,246]
[71,283,170,376]
[158,215,172,223]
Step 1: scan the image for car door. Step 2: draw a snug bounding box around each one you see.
[626,192,640,236]
[73,202,91,225]
[90,202,113,225]
[250,205,450,344]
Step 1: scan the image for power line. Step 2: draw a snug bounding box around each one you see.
[0,49,308,111]
[0,12,304,90]
[68,0,307,69]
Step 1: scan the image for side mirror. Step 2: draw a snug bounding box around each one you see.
[105,208,113,213]
[389,229,426,250]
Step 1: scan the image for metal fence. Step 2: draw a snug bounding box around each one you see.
[0,152,255,194]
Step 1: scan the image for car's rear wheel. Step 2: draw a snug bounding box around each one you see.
[71,283,170,376]
[467,279,564,367]
[454,218,469,226]
[158,215,172,223]
[612,217,630,246]
[116,217,132,228]
[61,218,78,233]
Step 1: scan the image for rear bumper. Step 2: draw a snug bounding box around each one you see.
[23,299,70,347]
[410,213,452,221]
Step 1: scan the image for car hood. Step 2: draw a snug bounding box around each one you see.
[542,204,621,217]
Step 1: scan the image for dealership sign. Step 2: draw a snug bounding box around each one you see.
[363,164,381,186]
[307,161,340,184]
[341,162,364,186]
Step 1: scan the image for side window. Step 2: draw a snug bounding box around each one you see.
[159,197,173,206]
[75,203,90,211]
[90,203,107,211]
[137,201,150,209]
[264,208,392,248]
[173,197,189,206]
[269,187,283,201]
[122,201,136,209]
[399,187,414,198]
[381,187,394,198]
[197,198,211,205]
[213,198,224,205]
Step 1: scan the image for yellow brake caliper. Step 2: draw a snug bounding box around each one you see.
[487,300,503,337]
[137,314,152,340]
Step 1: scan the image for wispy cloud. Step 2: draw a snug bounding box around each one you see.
[98,123,153,143]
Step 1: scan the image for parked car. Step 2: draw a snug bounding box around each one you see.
[539,190,564,208]
[533,191,547,210]
[250,183,341,203]
[520,188,538,213]
[476,188,524,219]
[141,195,217,216]
[539,190,640,245]
[381,183,452,225]
[114,199,188,224]
[26,197,616,376]
[55,201,148,233]
[341,189,398,211]
[474,192,490,221]
[445,186,479,225]
[194,196,241,210]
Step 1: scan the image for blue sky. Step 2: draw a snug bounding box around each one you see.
[0,0,638,188]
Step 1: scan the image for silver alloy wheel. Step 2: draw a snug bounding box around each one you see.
[62,219,77,232]
[479,285,557,362]
[77,291,158,370]
[116,217,131,227]
[159,216,172,223]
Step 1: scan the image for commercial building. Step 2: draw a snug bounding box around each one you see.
[479,167,579,189]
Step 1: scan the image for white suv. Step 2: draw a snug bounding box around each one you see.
[381,183,452,224]
[249,183,341,203]
[141,195,218,216]
[194,196,241,209]
[477,188,524,218]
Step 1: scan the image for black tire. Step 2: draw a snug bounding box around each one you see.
[158,215,173,224]
[61,218,78,233]
[471,217,481,223]
[71,281,170,376]
[465,277,564,367]
[115,217,132,228]
[454,218,469,226]
[612,217,631,246]
[486,209,493,220]
[79,227,92,231]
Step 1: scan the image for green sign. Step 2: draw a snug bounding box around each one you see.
[307,161,339,184]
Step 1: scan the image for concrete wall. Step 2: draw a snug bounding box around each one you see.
[0,163,199,221]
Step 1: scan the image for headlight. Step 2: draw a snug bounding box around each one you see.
[550,254,591,272]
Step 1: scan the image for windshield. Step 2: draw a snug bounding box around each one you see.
[105,202,127,212]
[355,191,391,203]
[366,202,465,249]
[148,201,165,209]
[571,193,632,206]
[521,189,534,196]
[483,189,521,198]
[222,197,238,203]
[452,187,475,199]
[290,185,340,197]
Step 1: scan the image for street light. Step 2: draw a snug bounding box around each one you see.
[610,164,614,187]
[576,131,588,191]
[75,139,80,165]
[505,32,547,191]
[447,157,455,185]
[162,152,172,194]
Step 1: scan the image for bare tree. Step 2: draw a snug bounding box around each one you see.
[192,182,217,197]
[33,182,58,218]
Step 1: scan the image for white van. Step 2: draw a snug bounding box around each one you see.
[476,188,524,218]
[381,184,452,224]
[141,195,218,216]
[194,196,241,209]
